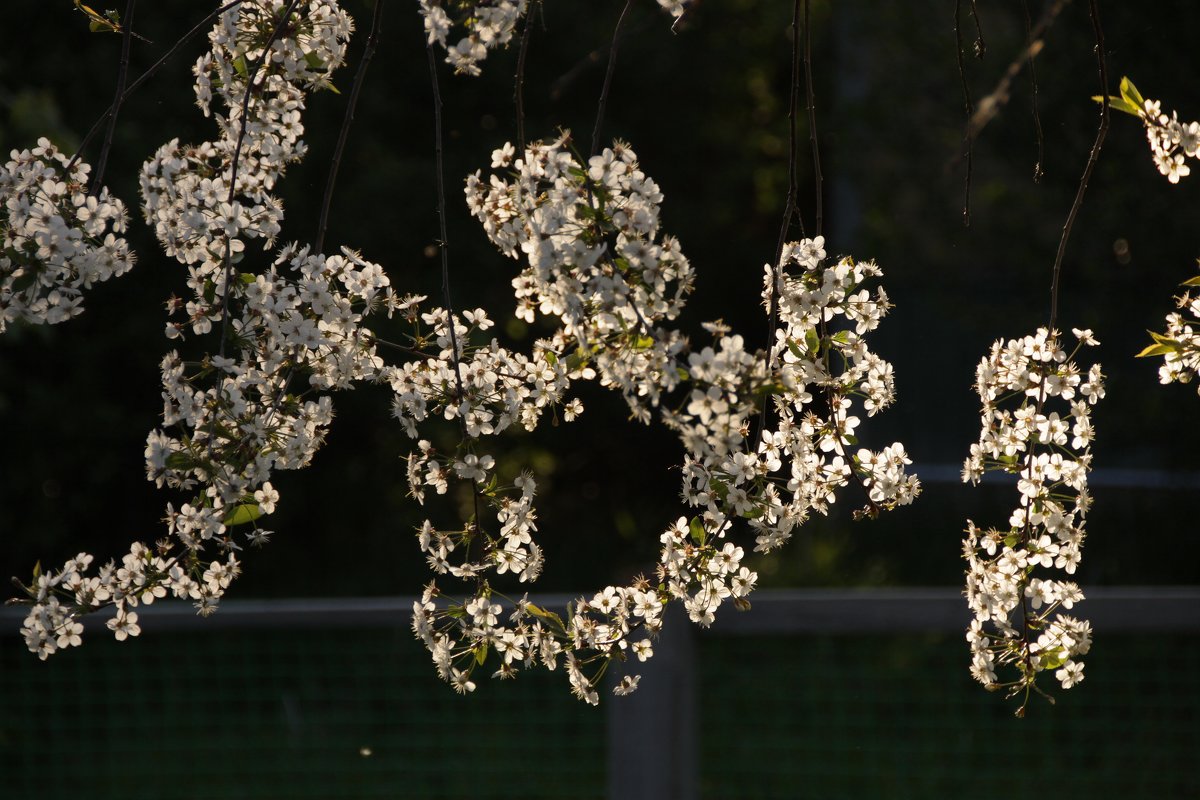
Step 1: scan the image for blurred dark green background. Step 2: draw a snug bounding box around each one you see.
[3,2,1200,799]
[3,0,1198,597]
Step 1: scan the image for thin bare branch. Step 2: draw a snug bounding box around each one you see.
[90,0,137,196]
[316,0,385,254]
[1048,0,1109,333]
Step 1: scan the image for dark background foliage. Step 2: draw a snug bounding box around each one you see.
[2,0,1198,599]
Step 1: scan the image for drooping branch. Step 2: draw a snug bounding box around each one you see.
[90,0,137,196]
[316,0,385,254]
[67,0,248,174]
[590,0,635,158]
[954,0,974,226]
[961,0,1068,175]
[1048,0,1108,333]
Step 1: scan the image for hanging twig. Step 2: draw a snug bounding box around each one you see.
[316,0,385,254]
[514,0,538,152]
[967,0,986,58]
[954,0,974,226]
[955,0,1068,179]
[759,0,805,434]
[67,0,248,174]
[590,0,636,158]
[803,0,823,238]
[1048,0,1108,333]
[90,0,137,196]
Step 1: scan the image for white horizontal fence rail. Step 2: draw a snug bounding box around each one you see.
[4,586,1196,634]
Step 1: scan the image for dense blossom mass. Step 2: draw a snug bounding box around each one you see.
[10,2,917,704]
[1106,79,1200,391]
[397,135,918,702]
[16,0,383,660]
[8,0,1139,717]
[962,328,1102,711]
[0,139,134,332]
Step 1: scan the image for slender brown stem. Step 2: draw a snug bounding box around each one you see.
[1048,0,1108,334]
[1021,0,1046,181]
[90,0,137,196]
[316,0,384,254]
[590,0,635,158]
[803,0,822,238]
[967,0,986,58]
[514,0,538,152]
[67,0,247,174]
[758,0,804,434]
[954,0,973,226]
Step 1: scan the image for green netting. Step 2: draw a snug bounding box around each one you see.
[1,625,605,800]
[4,625,1197,798]
[697,633,1200,799]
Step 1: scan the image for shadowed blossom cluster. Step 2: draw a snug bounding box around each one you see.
[406,136,917,703]
[0,138,134,332]
[418,0,528,76]
[962,327,1102,713]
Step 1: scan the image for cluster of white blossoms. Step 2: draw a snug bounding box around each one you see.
[405,136,917,703]
[0,138,134,332]
[15,0,392,659]
[1147,270,1200,390]
[1105,80,1200,390]
[418,0,528,77]
[962,327,1103,711]
[15,4,918,706]
[1137,97,1200,184]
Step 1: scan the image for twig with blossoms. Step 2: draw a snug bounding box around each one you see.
[962,327,1103,714]
[403,135,918,703]
[1101,79,1200,388]
[12,0,391,658]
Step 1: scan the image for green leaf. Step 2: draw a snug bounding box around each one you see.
[804,328,820,355]
[1092,94,1140,117]
[165,452,194,470]
[1038,647,1067,671]
[543,350,558,366]
[222,503,263,527]
[525,602,562,625]
[232,55,248,79]
[304,51,325,71]
[1148,330,1182,348]
[238,272,256,285]
[631,334,655,351]
[676,366,690,381]
[688,516,707,546]
[1135,342,1176,358]
[32,561,41,581]
[1119,76,1145,109]
[9,269,38,293]
[1180,275,1200,287]
[474,644,488,666]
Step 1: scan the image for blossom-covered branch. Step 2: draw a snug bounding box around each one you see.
[962,327,1102,714]
[401,136,918,703]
